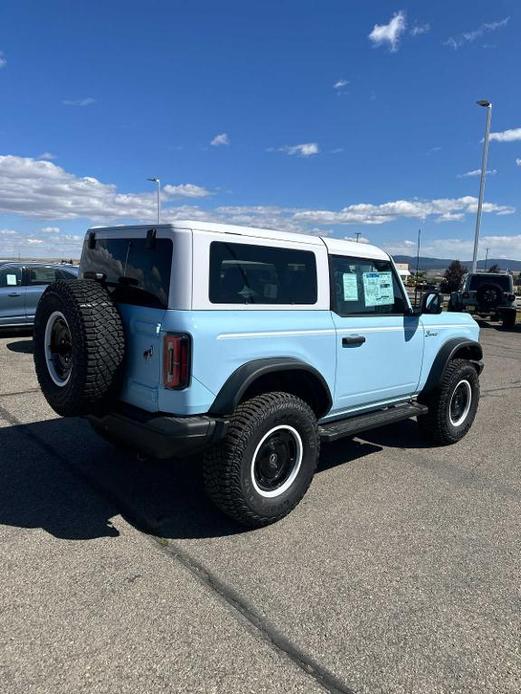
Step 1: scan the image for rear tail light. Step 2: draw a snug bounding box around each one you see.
[462,292,470,299]
[163,334,190,389]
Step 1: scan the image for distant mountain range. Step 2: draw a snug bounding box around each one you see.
[392,255,521,272]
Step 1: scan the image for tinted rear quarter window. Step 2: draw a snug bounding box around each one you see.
[27,266,59,285]
[469,275,511,291]
[81,237,172,308]
[209,241,317,305]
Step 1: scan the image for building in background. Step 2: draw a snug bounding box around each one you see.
[395,262,411,283]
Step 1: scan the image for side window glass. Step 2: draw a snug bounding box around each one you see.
[0,266,22,288]
[209,242,317,305]
[331,256,405,316]
[27,266,59,286]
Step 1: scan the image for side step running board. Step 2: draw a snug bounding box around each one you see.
[318,402,428,443]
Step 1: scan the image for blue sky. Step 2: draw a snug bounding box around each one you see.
[0,0,520,260]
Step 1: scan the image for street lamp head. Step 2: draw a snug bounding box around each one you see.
[476,99,491,108]
[147,177,160,183]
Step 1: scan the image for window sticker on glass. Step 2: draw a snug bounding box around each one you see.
[342,273,358,301]
[6,274,17,286]
[362,271,394,307]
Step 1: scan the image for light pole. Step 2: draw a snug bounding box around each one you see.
[147,177,161,224]
[414,228,422,308]
[471,100,492,274]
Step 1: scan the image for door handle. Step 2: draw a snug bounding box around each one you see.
[8,292,21,297]
[342,336,366,347]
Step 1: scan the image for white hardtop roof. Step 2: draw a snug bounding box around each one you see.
[88,220,389,260]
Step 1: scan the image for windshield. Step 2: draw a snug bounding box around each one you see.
[80,237,172,308]
[469,274,512,292]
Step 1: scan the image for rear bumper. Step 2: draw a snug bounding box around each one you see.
[88,407,229,460]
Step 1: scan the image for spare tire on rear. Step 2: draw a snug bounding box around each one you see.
[33,279,125,417]
[476,283,502,310]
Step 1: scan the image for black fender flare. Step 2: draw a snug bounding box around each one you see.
[421,338,483,395]
[208,357,333,418]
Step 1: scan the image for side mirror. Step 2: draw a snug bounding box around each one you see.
[421,291,442,315]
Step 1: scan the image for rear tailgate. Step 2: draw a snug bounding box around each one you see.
[117,304,165,411]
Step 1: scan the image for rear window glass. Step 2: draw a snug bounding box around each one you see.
[27,266,60,285]
[80,237,172,308]
[469,275,511,291]
[209,241,317,305]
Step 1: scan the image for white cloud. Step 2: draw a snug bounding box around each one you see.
[444,17,509,49]
[163,183,212,198]
[62,97,96,107]
[386,234,521,261]
[457,168,497,178]
[516,158,521,167]
[333,79,349,90]
[344,235,370,244]
[368,11,407,52]
[410,23,430,36]
[210,133,230,147]
[38,152,57,161]
[293,196,514,226]
[0,52,6,69]
[276,143,320,157]
[0,156,517,261]
[27,239,43,245]
[489,127,521,143]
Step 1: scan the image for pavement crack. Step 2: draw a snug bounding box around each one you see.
[0,387,41,399]
[151,536,356,694]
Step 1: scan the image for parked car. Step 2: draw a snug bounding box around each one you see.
[32,222,483,527]
[448,272,517,328]
[0,262,78,327]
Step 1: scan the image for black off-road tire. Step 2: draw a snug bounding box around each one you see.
[502,311,517,329]
[203,392,319,528]
[476,283,502,312]
[417,359,479,445]
[34,279,125,417]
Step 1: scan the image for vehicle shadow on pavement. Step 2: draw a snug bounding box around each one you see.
[0,420,121,541]
[476,319,521,333]
[6,338,34,354]
[0,416,382,541]
[358,418,431,450]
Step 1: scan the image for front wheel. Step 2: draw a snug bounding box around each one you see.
[418,359,479,445]
[203,392,319,527]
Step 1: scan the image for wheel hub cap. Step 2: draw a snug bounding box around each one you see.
[251,425,304,498]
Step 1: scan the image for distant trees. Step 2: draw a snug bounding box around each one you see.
[487,264,501,273]
[441,260,467,293]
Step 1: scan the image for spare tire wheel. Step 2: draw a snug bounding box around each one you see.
[476,283,502,310]
[33,279,125,417]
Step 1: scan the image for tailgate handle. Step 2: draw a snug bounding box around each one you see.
[342,336,366,347]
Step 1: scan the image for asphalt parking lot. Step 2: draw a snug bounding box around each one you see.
[1,322,520,694]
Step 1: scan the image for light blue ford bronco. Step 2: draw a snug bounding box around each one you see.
[33,221,483,527]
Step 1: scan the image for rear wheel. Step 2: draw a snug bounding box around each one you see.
[418,359,479,445]
[203,392,319,527]
[502,311,516,329]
